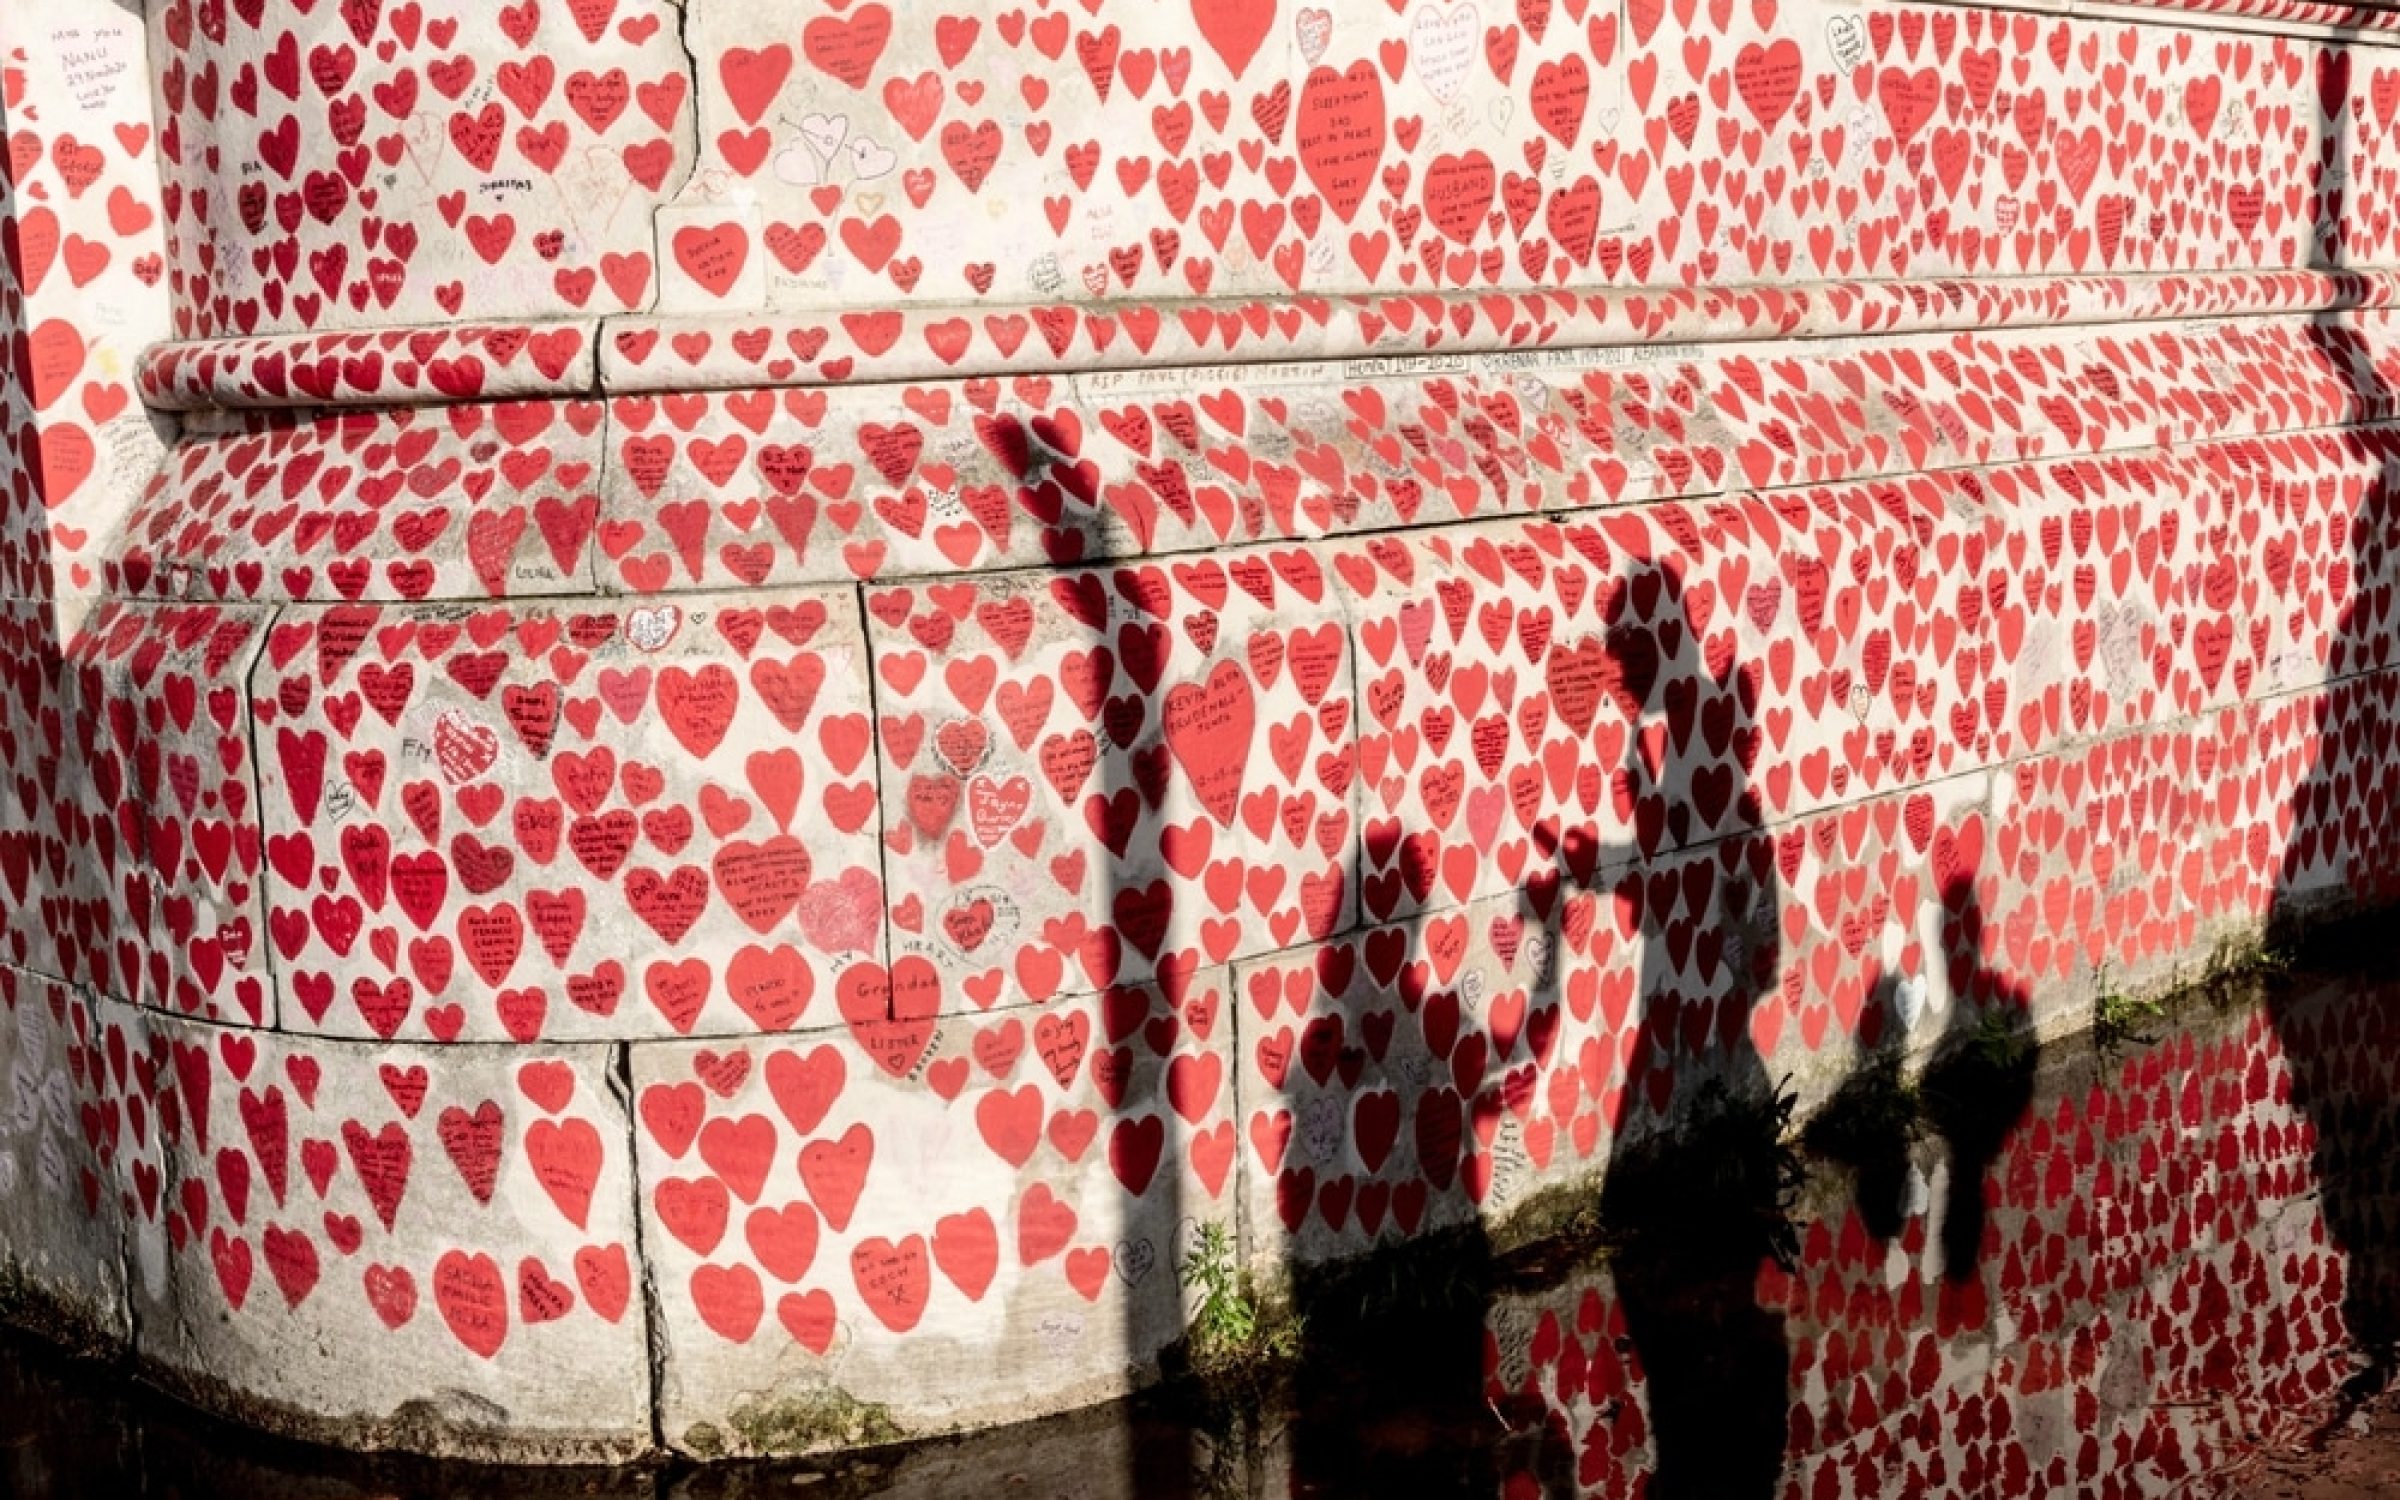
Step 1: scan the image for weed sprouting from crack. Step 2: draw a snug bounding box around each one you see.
[1178,1221,1301,1405]
[2092,963,2168,1054]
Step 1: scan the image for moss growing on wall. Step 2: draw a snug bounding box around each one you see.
[691,1385,906,1457]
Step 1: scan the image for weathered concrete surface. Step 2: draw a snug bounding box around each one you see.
[630,969,1237,1457]
[0,968,134,1352]
[247,591,884,1045]
[4,0,2400,1466]
[126,1010,653,1460]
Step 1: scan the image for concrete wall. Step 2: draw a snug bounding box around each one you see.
[1,0,2399,1462]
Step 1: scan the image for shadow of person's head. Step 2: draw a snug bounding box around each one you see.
[1596,553,1783,1139]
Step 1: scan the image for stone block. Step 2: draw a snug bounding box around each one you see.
[64,600,275,1024]
[632,967,1237,1456]
[0,604,100,987]
[0,969,134,1347]
[1234,889,1608,1272]
[132,1015,648,1460]
[251,591,884,1043]
[868,554,1353,1014]
[115,399,606,603]
[147,0,692,337]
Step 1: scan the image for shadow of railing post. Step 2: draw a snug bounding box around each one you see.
[1275,547,1503,1498]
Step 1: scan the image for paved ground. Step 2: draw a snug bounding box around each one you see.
[2228,1385,2400,1498]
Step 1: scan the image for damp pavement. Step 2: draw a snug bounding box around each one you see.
[9,961,2400,1500]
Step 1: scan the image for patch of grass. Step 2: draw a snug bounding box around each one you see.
[1487,1170,1610,1265]
[1602,1076,1805,1272]
[2092,964,2167,1053]
[1969,1005,2036,1071]
[712,1385,905,1456]
[1801,1050,1922,1242]
[1318,1228,1492,1325]
[2193,931,2292,1007]
[1178,1221,1300,1395]
[2224,934,2291,978]
[1921,1006,2040,1151]
[1801,1049,1921,1164]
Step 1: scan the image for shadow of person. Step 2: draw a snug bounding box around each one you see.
[1917,866,2037,1284]
[1810,856,2038,1280]
[2263,35,2400,1431]
[1589,558,1793,1500]
[2267,312,2400,1421]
